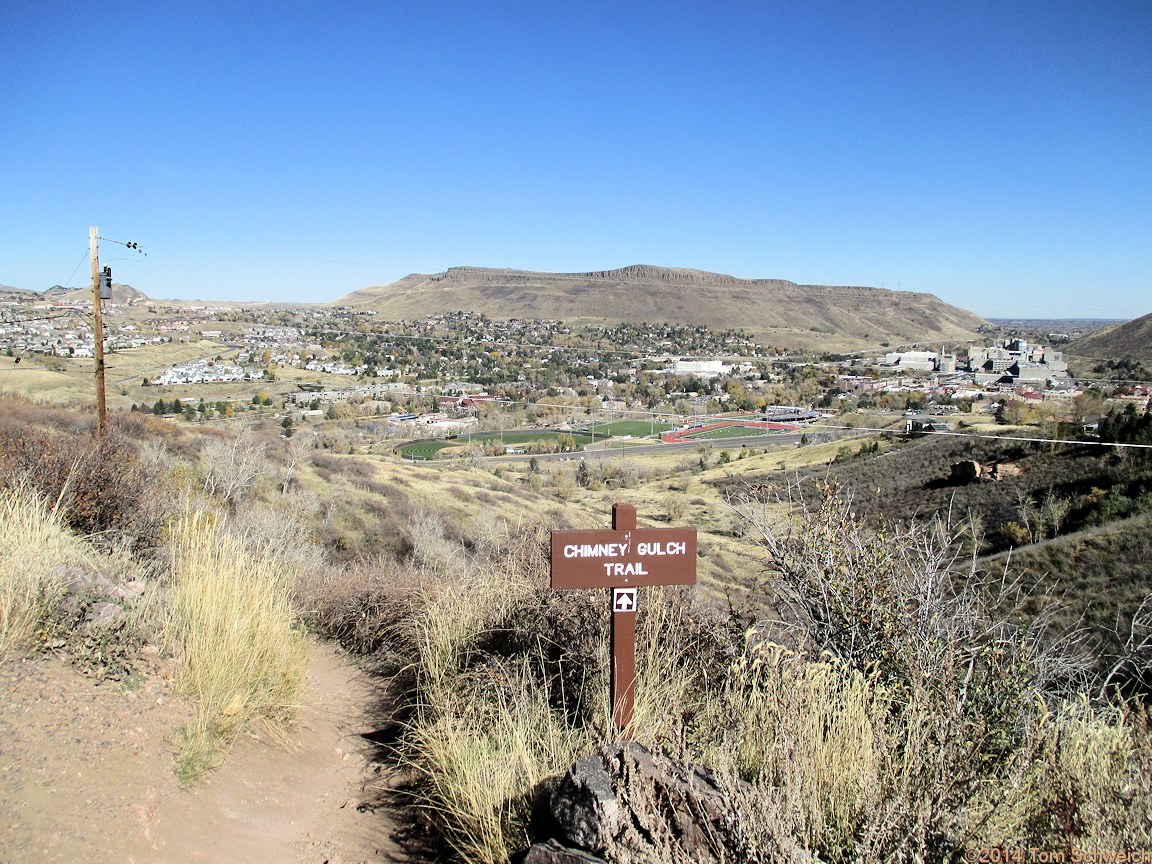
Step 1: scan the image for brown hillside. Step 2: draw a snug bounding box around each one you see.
[44,283,149,305]
[1066,311,1152,365]
[335,265,987,350]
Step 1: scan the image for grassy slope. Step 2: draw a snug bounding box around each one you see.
[1066,311,1152,364]
[982,510,1152,660]
[0,358,88,401]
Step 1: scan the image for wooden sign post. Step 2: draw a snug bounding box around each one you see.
[550,503,697,737]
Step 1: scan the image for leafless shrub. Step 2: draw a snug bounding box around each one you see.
[729,479,1089,697]
[278,431,315,494]
[1100,593,1152,697]
[232,490,325,575]
[200,429,267,504]
[407,506,464,574]
[722,479,1103,856]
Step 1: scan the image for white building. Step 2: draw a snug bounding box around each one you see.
[671,359,730,377]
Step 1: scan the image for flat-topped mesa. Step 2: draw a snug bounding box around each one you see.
[434,264,933,298]
[336,263,987,348]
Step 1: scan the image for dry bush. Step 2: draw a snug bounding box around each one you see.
[0,422,167,551]
[277,431,315,493]
[730,481,1088,698]
[232,489,326,575]
[406,507,465,575]
[295,556,423,655]
[164,510,308,782]
[665,493,689,523]
[199,428,267,504]
[710,482,1149,859]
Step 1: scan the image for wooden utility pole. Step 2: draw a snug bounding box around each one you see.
[90,226,107,439]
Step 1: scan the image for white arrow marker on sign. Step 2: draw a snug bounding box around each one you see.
[613,587,637,613]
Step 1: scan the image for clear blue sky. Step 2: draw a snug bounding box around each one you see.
[2,0,1149,319]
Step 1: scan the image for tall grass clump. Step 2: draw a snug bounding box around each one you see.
[968,695,1152,849]
[165,510,308,781]
[407,666,587,864]
[0,485,81,656]
[390,522,603,863]
[698,643,883,858]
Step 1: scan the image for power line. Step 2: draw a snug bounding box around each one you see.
[801,420,1152,451]
[59,249,91,292]
[97,237,147,256]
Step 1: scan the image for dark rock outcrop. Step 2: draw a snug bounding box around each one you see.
[522,838,608,864]
[525,742,743,864]
[948,459,984,485]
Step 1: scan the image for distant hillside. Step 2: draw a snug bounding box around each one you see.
[1066,312,1152,365]
[0,284,36,301]
[335,265,987,350]
[42,283,150,305]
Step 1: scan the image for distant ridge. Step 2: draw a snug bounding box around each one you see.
[41,283,150,305]
[335,265,987,349]
[0,284,37,300]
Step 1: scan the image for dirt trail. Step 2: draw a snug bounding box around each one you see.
[1,641,414,863]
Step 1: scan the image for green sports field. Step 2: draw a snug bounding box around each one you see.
[398,429,597,459]
[459,430,596,446]
[396,440,460,460]
[587,419,674,437]
[681,424,790,440]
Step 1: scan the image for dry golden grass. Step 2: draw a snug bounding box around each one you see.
[164,510,309,782]
[0,358,92,402]
[398,531,593,863]
[407,672,586,864]
[323,453,602,532]
[969,696,1152,848]
[0,485,83,655]
[698,642,882,855]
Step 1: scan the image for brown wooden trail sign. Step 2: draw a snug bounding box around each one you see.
[550,503,697,737]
